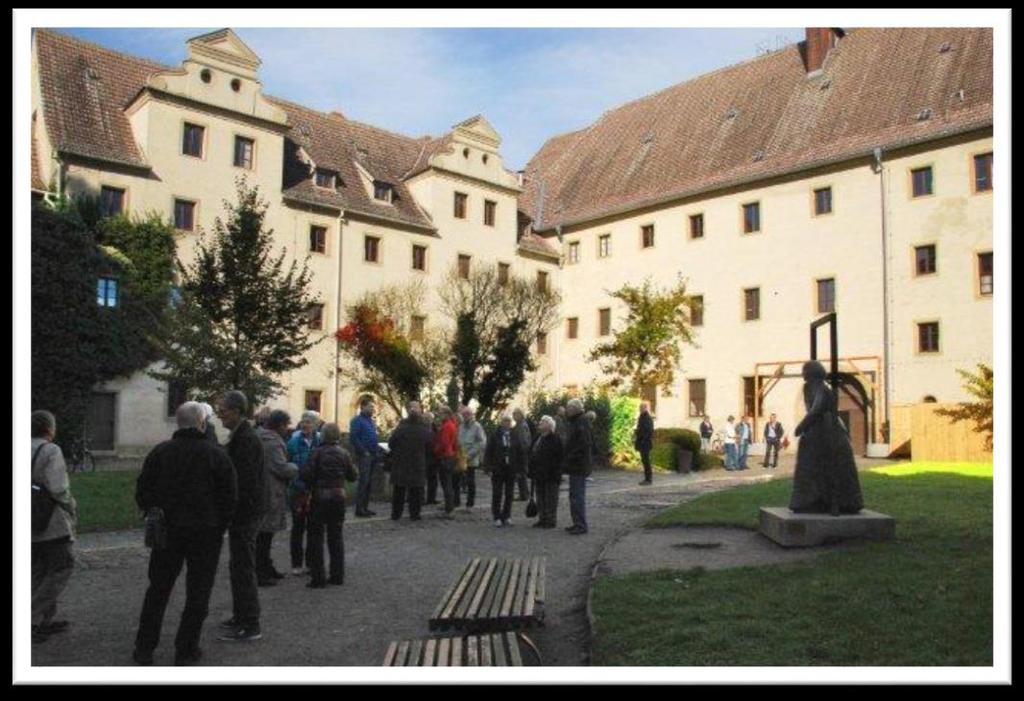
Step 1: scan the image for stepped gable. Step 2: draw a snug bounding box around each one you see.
[521,27,993,231]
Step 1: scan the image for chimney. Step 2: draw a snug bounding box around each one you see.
[802,28,842,74]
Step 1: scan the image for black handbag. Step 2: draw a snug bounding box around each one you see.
[31,444,56,535]
[525,479,538,518]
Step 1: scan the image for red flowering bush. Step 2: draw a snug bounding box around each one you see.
[336,304,424,402]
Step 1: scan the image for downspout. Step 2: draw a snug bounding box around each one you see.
[873,147,891,444]
[555,224,564,390]
[334,213,345,424]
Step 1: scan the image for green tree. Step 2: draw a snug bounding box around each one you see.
[936,363,994,450]
[587,277,696,395]
[152,180,321,411]
[439,265,560,422]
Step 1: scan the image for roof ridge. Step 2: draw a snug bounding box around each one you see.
[345,118,431,145]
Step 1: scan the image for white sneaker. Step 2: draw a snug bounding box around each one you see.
[291,567,305,576]
[503,519,513,527]
[493,519,503,528]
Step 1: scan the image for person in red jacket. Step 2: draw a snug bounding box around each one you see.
[432,406,459,516]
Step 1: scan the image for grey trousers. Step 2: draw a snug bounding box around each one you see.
[536,480,560,526]
[32,537,74,627]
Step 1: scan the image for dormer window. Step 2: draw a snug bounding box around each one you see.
[315,169,337,189]
[373,181,393,203]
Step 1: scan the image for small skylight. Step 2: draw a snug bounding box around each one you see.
[916,108,933,122]
[753,150,765,162]
[725,108,739,120]
[641,131,654,144]
[820,78,832,91]
[938,41,953,54]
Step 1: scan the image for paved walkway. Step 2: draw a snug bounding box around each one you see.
[31,456,887,667]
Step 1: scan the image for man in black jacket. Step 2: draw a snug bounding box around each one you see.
[563,399,593,535]
[634,401,655,485]
[216,390,266,643]
[132,402,237,666]
[762,413,785,469]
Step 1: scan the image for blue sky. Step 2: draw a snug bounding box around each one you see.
[60,27,804,171]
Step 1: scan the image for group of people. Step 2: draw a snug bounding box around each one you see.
[698,413,786,470]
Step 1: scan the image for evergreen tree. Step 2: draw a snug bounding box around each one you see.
[153,180,322,411]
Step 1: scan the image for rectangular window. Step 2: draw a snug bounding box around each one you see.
[412,244,427,271]
[100,186,125,217]
[743,376,768,418]
[167,380,188,418]
[537,271,549,293]
[307,303,324,330]
[915,244,937,276]
[641,224,655,248]
[97,277,119,308]
[233,136,254,169]
[688,380,706,417]
[458,254,471,279]
[567,317,579,339]
[689,214,704,239]
[174,199,195,231]
[309,225,327,254]
[304,390,323,413]
[364,236,380,263]
[182,123,204,158]
[978,252,993,296]
[918,322,940,353]
[598,234,611,258]
[484,199,496,226]
[497,262,509,285]
[568,241,580,264]
[744,287,760,321]
[817,278,835,314]
[911,166,933,197]
[536,332,547,356]
[814,187,832,215]
[742,202,761,233]
[454,192,468,219]
[410,315,426,341]
[599,307,611,336]
[373,181,392,202]
[974,153,993,192]
[690,295,704,327]
[315,169,336,189]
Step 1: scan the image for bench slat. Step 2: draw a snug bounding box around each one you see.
[492,633,507,666]
[395,640,411,666]
[383,641,399,667]
[464,557,497,625]
[466,635,479,666]
[407,639,424,667]
[510,557,530,621]
[480,634,492,666]
[433,557,482,629]
[506,632,524,666]
[536,558,547,605]
[437,637,451,666]
[478,558,507,624]
[522,556,539,621]
[451,635,462,666]
[422,638,437,667]
[499,559,522,622]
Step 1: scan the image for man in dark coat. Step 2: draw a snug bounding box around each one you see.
[216,390,266,642]
[387,401,434,521]
[634,401,655,485]
[762,413,785,469]
[485,414,524,527]
[132,401,237,666]
[563,399,593,535]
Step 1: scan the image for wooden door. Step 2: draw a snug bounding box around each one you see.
[87,392,117,451]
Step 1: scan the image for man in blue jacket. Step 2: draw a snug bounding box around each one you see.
[349,397,380,517]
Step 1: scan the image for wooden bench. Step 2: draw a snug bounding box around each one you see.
[382,632,524,666]
[428,556,546,633]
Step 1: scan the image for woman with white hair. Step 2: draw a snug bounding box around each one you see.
[529,415,564,528]
[200,403,219,444]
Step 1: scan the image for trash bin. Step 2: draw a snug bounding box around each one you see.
[676,447,693,474]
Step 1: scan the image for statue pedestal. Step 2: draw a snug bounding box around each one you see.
[759,507,895,547]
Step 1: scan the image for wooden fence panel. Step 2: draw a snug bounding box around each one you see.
[890,403,992,462]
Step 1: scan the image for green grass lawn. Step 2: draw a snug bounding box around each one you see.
[591,462,993,666]
[70,470,358,534]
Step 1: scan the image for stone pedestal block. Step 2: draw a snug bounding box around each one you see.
[758,507,895,547]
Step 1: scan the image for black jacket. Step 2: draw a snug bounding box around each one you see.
[136,428,237,530]
[699,420,714,438]
[302,444,358,501]
[226,419,266,527]
[563,413,594,476]
[529,432,564,483]
[634,412,654,451]
[485,427,524,476]
[764,421,785,441]
[387,418,434,488]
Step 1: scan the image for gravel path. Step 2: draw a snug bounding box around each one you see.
[31,456,887,667]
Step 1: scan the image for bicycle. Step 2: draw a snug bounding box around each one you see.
[65,437,96,473]
[709,429,729,455]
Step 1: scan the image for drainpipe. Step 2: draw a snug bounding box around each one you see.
[554,224,564,389]
[334,214,345,424]
[873,147,891,443]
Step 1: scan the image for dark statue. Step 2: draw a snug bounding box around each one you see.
[789,360,864,515]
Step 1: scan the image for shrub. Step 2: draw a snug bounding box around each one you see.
[527,386,613,465]
[609,395,640,466]
[652,427,713,470]
[650,442,676,471]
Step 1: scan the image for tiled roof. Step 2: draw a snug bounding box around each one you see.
[517,231,560,260]
[520,27,993,231]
